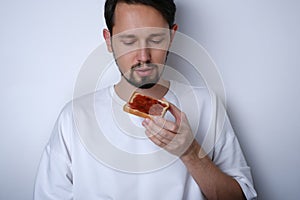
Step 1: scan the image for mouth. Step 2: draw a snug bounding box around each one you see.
[125,63,160,89]
[132,63,156,77]
[134,67,155,77]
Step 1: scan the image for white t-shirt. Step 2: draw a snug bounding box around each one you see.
[34,81,257,199]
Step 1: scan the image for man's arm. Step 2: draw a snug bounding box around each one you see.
[142,103,246,200]
[181,140,245,200]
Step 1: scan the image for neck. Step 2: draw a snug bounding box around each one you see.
[114,77,170,102]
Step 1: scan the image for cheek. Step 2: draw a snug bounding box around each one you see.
[151,49,168,63]
[115,54,134,73]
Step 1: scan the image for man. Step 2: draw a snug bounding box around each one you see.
[34,0,257,199]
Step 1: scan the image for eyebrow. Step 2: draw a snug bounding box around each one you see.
[148,32,168,37]
[118,32,167,39]
[118,34,136,39]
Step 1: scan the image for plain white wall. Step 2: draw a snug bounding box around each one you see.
[175,0,300,199]
[0,0,299,199]
[0,0,105,199]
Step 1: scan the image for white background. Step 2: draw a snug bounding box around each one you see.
[1,0,299,199]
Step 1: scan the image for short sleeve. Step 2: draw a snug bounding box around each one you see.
[212,97,257,199]
[34,104,74,200]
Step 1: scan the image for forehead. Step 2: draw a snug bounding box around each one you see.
[113,27,170,40]
[112,3,169,35]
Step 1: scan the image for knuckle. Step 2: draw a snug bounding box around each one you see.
[169,124,178,132]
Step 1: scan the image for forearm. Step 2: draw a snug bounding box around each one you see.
[181,140,246,200]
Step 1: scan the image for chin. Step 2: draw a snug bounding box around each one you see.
[138,83,156,89]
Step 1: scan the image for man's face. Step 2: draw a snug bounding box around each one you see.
[104,3,176,89]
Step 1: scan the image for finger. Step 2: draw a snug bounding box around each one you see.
[145,130,167,147]
[143,118,175,141]
[143,118,164,136]
[168,102,183,124]
[152,116,179,134]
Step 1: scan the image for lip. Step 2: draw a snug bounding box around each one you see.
[134,67,154,77]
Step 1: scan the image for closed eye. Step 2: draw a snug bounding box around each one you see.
[121,39,137,45]
[149,39,164,44]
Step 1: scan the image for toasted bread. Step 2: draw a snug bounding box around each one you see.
[123,92,169,118]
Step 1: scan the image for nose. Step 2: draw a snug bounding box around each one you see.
[137,45,151,63]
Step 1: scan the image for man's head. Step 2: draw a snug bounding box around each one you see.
[103,0,177,89]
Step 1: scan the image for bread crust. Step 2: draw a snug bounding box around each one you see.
[123,92,169,118]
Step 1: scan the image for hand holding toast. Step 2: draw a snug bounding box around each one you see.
[142,103,198,158]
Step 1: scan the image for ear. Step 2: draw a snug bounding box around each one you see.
[169,24,178,47]
[103,29,113,52]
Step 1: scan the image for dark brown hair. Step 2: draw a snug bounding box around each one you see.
[104,0,176,34]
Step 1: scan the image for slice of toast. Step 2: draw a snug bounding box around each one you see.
[123,92,169,118]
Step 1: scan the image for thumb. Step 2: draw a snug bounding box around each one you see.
[168,102,183,124]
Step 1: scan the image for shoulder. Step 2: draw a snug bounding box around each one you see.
[46,87,113,153]
[169,80,214,111]
[52,86,112,140]
[72,86,112,107]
